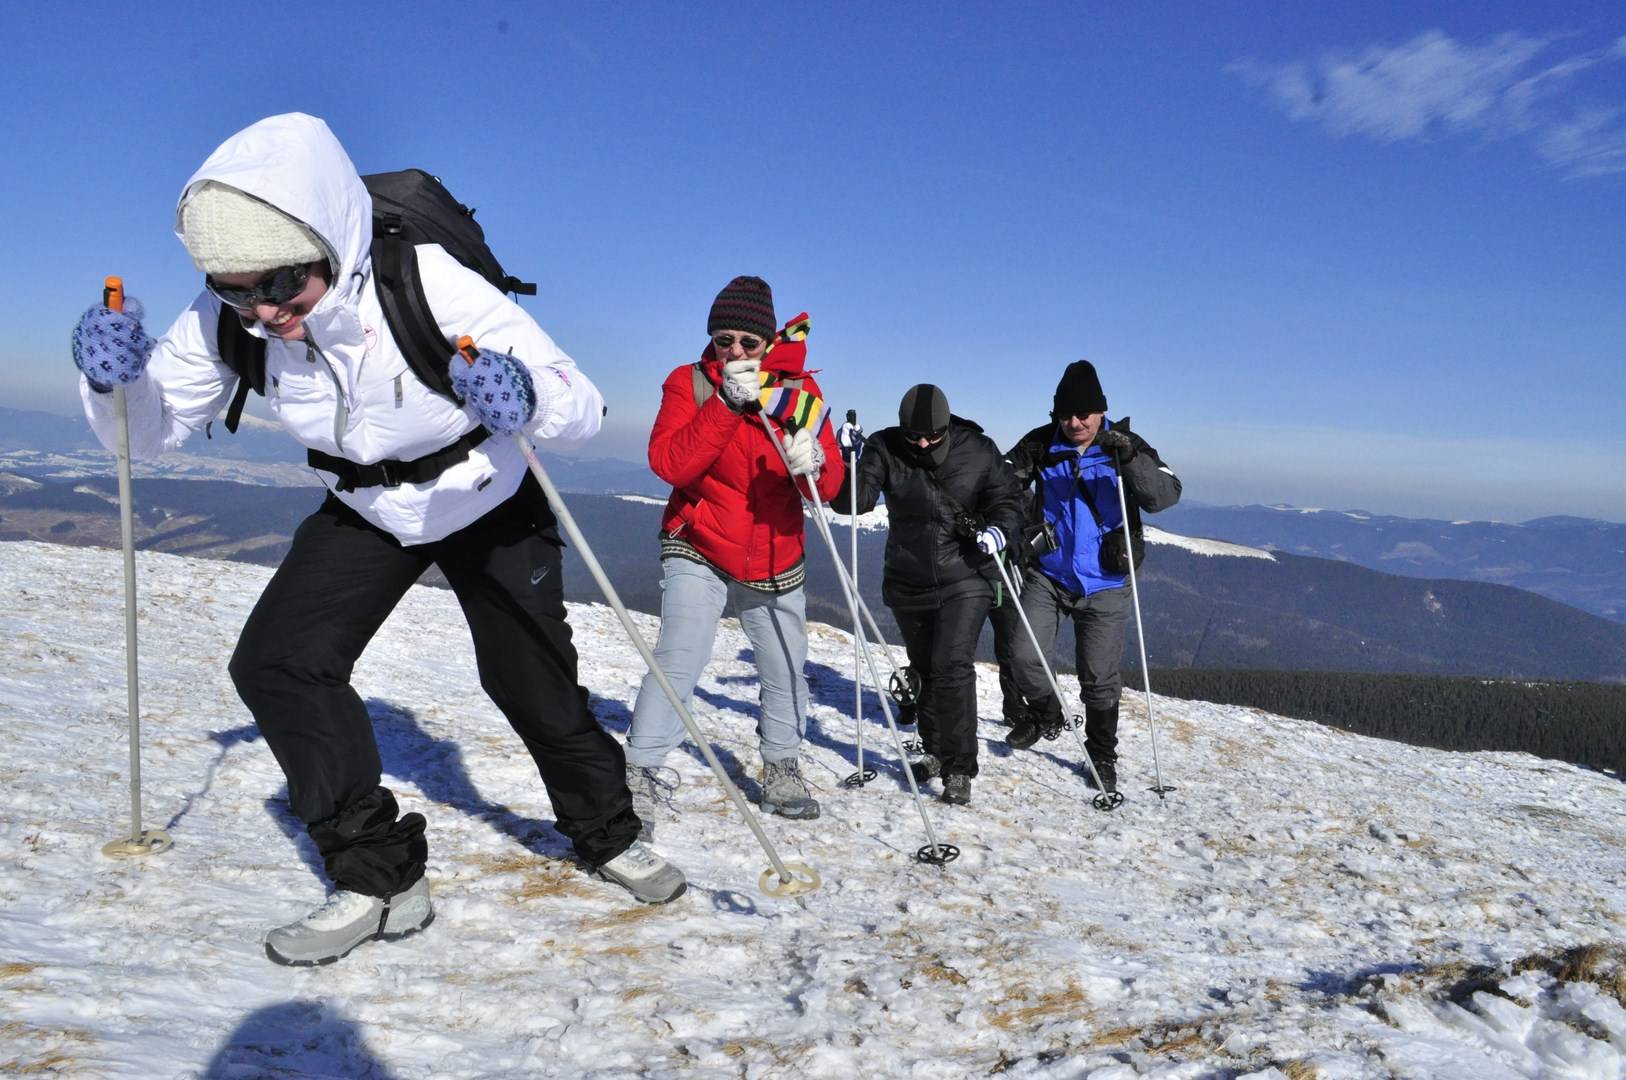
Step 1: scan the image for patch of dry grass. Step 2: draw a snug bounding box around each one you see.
[454,853,596,903]
[576,901,674,932]
[988,982,1090,1030]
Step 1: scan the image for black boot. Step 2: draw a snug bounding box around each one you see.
[1085,756,1118,793]
[1006,695,1064,751]
[1083,705,1120,762]
[1083,706,1120,792]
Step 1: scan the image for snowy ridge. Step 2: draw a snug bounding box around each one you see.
[1144,525,1274,561]
[3,540,1625,1077]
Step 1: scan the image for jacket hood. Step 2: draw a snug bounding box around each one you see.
[175,113,372,340]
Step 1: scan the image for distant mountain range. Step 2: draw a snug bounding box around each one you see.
[1159,502,1626,624]
[5,464,1624,683]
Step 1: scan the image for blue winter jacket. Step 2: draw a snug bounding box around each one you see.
[1029,418,1183,597]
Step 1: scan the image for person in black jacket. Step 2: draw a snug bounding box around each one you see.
[835,384,1024,805]
[1002,361,1182,795]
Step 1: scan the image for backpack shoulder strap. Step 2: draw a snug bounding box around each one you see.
[215,305,266,434]
[691,362,713,407]
[371,223,460,402]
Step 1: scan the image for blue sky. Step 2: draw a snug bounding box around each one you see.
[7,2,1623,522]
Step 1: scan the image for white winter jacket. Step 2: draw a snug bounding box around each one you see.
[79,113,603,545]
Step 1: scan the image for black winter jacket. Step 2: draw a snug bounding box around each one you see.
[836,416,1025,611]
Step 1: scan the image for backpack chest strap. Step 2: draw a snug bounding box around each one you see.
[308,427,491,492]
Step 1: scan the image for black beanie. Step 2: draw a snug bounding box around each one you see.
[898,384,953,467]
[1052,360,1107,421]
[707,276,777,340]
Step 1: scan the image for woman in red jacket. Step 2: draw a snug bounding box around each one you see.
[625,277,845,833]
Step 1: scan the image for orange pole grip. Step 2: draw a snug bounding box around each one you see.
[103,276,125,312]
[456,335,479,365]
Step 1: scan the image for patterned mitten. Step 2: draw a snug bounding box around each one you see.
[72,301,155,393]
[450,347,537,435]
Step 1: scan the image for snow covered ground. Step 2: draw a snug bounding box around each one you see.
[3,539,1625,1079]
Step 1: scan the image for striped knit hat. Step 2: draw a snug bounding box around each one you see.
[707,276,777,340]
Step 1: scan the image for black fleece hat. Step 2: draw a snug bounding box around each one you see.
[707,276,777,340]
[1052,360,1107,420]
[898,384,953,467]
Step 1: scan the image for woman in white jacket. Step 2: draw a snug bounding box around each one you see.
[71,114,685,966]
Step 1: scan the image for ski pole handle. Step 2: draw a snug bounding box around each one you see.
[104,276,124,312]
[455,334,478,366]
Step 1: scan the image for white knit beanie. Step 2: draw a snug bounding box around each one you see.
[179,182,325,274]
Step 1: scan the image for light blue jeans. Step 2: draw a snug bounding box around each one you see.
[625,557,810,769]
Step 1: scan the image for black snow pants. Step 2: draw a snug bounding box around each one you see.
[891,581,994,778]
[229,475,639,896]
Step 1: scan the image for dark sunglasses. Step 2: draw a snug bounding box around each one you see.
[712,332,764,352]
[205,262,314,310]
[903,427,948,445]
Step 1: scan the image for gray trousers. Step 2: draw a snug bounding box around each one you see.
[1008,569,1132,711]
[626,557,810,769]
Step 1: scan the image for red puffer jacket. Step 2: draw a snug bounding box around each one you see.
[649,338,845,583]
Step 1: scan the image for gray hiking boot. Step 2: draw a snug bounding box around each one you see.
[625,764,677,842]
[760,757,821,819]
[596,840,688,904]
[942,774,972,806]
[265,877,433,966]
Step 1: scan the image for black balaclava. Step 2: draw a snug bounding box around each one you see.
[898,383,952,468]
[1051,360,1108,422]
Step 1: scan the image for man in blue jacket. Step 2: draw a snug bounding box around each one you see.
[1003,361,1182,795]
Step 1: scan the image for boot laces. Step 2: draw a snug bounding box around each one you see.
[613,841,663,873]
[638,766,681,810]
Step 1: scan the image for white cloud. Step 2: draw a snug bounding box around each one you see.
[1232,30,1626,177]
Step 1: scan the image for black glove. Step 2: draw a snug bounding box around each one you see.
[1096,429,1136,465]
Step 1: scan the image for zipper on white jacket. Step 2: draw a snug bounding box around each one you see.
[303,328,350,453]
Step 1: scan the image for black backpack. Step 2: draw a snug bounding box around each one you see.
[214,169,536,433]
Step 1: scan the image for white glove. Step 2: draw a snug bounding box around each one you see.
[975,525,1006,556]
[782,426,823,478]
[720,357,761,409]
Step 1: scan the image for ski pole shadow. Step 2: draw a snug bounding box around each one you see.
[164,723,261,835]
[202,999,398,1079]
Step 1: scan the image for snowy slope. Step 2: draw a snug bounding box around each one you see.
[3,540,1625,1079]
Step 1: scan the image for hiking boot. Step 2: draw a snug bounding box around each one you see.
[761,758,821,819]
[625,764,678,842]
[1005,718,1043,750]
[1086,756,1118,794]
[596,841,688,904]
[909,754,942,784]
[942,774,972,805]
[265,877,433,967]
[1017,695,1068,746]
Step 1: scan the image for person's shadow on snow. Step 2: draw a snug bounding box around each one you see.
[263,699,574,883]
[202,999,398,1079]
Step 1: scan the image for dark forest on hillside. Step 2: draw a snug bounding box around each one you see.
[1127,667,1626,774]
